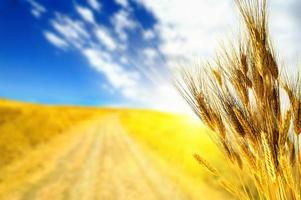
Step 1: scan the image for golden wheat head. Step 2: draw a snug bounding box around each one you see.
[176,0,301,199]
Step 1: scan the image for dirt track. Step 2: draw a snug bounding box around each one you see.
[0,115,189,200]
[0,115,229,200]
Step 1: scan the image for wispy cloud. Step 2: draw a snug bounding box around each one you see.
[88,0,101,11]
[41,4,146,102]
[143,47,158,65]
[111,10,137,41]
[94,27,117,51]
[50,13,89,49]
[35,0,301,113]
[142,29,155,40]
[26,0,46,18]
[115,0,129,8]
[44,31,68,49]
[82,48,140,98]
[130,0,301,112]
[134,0,236,67]
[75,5,96,24]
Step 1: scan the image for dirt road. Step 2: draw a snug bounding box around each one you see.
[0,115,228,200]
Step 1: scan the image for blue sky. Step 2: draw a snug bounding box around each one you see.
[0,0,300,112]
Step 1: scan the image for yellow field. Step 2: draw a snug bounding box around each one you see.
[118,110,234,199]
[0,99,232,199]
[0,99,110,168]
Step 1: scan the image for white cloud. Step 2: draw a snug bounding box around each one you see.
[120,56,129,64]
[88,0,101,11]
[40,0,301,114]
[132,0,301,112]
[43,10,145,102]
[42,1,147,104]
[134,0,236,65]
[27,0,46,18]
[111,10,137,41]
[131,0,301,113]
[143,29,155,40]
[134,0,301,72]
[94,27,117,50]
[143,48,157,59]
[82,48,141,97]
[143,48,159,65]
[51,13,89,49]
[75,5,95,24]
[44,31,68,49]
[115,0,128,8]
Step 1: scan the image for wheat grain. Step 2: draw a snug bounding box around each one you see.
[176,0,301,199]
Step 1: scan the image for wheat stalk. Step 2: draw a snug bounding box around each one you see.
[177,0,301,199]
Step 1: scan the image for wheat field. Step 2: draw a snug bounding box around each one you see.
[0,99,233,200]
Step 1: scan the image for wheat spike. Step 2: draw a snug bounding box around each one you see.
[193,154,218,176]
[176,0,301,199]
